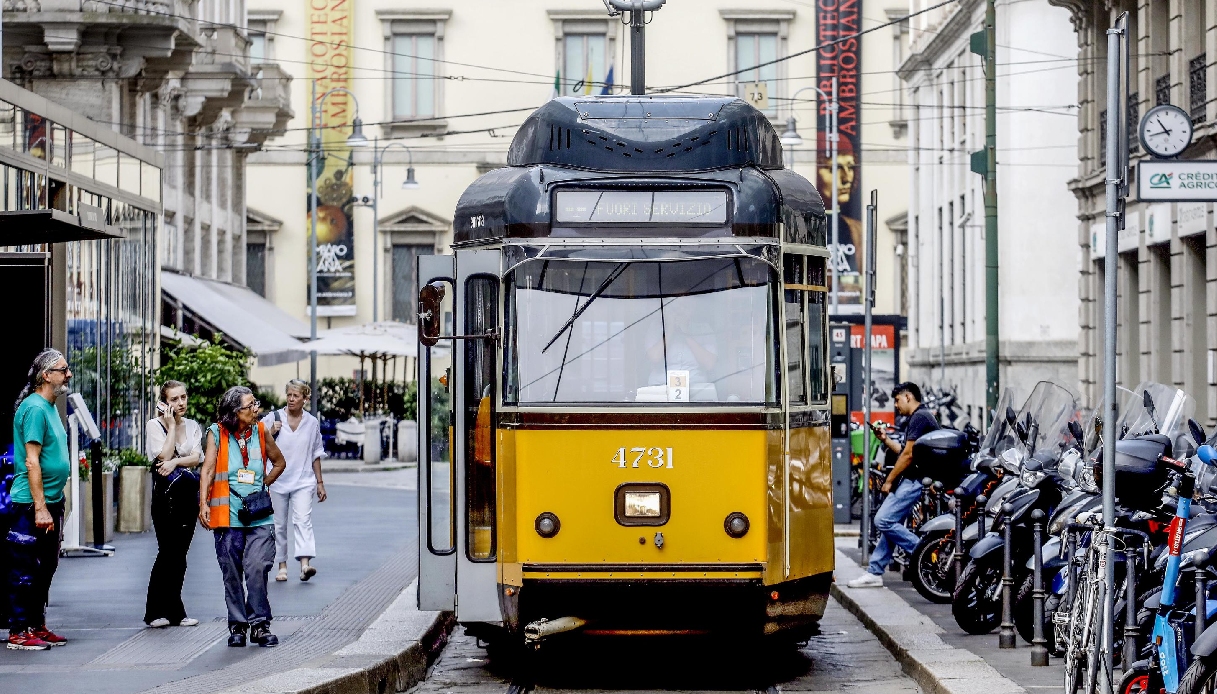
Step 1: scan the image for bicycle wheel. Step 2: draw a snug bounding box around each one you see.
[1063,551,1096,694]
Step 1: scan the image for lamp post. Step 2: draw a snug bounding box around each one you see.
[308,81,368,413]
[778,78,839,312]
[368,138,421,324]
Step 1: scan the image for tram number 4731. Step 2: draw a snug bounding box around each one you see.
[612,447,675,469]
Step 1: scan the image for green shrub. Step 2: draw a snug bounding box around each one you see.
[155,338,252,425]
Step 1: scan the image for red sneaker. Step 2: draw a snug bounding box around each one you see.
[7,630,51,651]
[31,626,66,646]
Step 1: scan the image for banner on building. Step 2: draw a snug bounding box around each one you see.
[816,0,862,311]
[1138,160,1217,202]
[307,0,357,316]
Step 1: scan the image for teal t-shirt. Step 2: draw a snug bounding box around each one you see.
[207,424,274,528]
[11,393,70,504]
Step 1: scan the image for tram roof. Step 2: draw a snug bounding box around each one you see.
[452,95,824,247]
[507,95,783,171]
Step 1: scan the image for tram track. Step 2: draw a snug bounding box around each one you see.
[412,600,922,694]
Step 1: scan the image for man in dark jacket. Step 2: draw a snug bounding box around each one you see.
[847,382,940,587]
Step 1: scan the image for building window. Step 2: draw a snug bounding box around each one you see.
[562,33,607,96]
[393,33,437,119]
[1191,54,1207,123]
[1156,75,1171,106]
[246,11,280,63]
[735,33,778,114]
[246,242,266,297]
[391,244,431,323]
[721,10,793,119]
[378,11,450,137]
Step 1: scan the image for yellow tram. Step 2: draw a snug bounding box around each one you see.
[415,94,833,645]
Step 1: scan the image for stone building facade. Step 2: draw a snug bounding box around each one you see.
[2,0,293,286]
[1051,0,1217,423]
[900,0,1081,420]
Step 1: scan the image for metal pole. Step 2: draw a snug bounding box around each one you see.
[999,502,1016,648]
[372,137,380,323]
[1101,17,1127,692]
[983,0,1000,414]
[1030,509,1048,666]
[954,485,967,587]
[862,190,877,551]
[1195,550,1210,642]
[976,495,987,538]
[630,8,645,94]
[830,77,840,314]
[309,80,320,415]
[90,439,104,549]
[1123,545,1139,669]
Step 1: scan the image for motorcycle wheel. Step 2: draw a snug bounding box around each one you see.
[1014,572,1055,652]
[953,557,1004,635]
[910,530,956,604]
[1178,653,1217,694]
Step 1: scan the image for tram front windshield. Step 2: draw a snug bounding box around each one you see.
[504,256,778,405]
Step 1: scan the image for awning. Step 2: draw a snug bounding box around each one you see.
[161,271,309,366]
[0,208,124,244]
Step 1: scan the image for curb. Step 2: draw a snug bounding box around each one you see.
[831,549,1028,694]
[216,580,454,694]
[321,461,415,473]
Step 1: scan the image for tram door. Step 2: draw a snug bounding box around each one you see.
[417,250,502,622]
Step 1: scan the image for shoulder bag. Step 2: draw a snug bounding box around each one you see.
[235,422,274,525]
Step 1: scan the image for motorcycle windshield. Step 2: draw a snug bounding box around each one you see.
[1119,381,1197,457]
[980,388,1016,455]
[1083,386,1136,455]
[1007,381,1078,467]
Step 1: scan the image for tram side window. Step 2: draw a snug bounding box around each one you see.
[424,280,455,555]
[465,276,497,562]
[808,256,828,404]
[784,255,807,406]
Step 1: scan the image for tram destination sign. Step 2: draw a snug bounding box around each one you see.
[1138,160,1217,202]
[555,190,728,224]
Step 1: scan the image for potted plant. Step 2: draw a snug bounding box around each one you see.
[113,448,153,533]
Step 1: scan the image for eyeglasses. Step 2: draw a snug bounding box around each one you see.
[46,366,71,374]
[238,400,261,412]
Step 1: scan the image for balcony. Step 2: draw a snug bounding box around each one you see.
[3,0,200,86]
[232,63,293,146]
[179,26,256,127]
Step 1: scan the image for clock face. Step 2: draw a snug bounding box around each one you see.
[1140,105,1194,158]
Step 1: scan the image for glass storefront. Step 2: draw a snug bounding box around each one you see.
[0,94,159,453]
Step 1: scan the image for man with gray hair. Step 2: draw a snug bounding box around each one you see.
[6,349,73,650]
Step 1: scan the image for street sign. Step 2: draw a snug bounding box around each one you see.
[1138,160,1217,201]
[743,82,768,111]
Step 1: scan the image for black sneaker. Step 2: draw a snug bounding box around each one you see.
[228,624,247,648]
[250,622,278,648]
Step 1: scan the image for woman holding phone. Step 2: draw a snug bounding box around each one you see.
[143,380,203,627]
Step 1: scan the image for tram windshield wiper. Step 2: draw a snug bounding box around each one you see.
[541,263,628,353]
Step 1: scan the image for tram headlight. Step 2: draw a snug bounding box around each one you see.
[535,512,560,538]
[624,492,663,518]
[724,512,750,538]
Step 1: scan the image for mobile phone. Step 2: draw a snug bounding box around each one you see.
[156,402,169,415]
[868,420,884,433]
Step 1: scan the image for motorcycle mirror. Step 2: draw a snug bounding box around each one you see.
[1143,390,1156,415]
[1069,420,1084,445]
[1191,419,1206,446]
[1005,406,1017,427]
[1015,420,1029,442]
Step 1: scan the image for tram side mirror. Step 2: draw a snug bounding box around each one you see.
[419,283,446,347]
[1191,419,1206,447]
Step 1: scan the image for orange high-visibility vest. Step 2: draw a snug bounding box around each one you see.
[209,422,267,528]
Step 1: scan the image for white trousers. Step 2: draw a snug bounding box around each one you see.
[271,486,316,562]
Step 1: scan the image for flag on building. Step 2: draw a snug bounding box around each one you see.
[552,69,561,99]
[584,64,594,95]
[600,65,615,95]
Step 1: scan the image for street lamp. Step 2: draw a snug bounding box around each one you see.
[308,82,367,413]
[368,138,421,323]
[785,78,840,314]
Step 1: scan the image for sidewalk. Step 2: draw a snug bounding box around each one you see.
[835,535,1064,694]
[0,469,438,694]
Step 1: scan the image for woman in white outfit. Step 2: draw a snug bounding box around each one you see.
[262,380,327,582]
